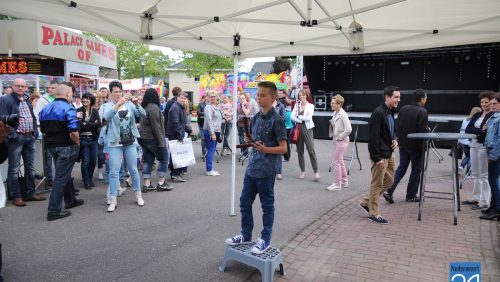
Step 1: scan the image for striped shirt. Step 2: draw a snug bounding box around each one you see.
[17,97,34,134]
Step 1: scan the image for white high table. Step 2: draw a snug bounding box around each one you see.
[407,132,476,225]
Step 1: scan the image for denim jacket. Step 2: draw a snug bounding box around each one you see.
[101,101,145,146]
[485,111,500,161]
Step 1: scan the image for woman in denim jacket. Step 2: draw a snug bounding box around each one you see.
[101,81,146,212]
[481,94,500,220]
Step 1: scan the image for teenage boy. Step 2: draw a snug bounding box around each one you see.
[225,81,287,254]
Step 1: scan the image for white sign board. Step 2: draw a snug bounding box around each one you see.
[37,23,117,69]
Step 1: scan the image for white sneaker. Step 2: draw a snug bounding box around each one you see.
[135,191,145,206]
[276,174,282,180]
[327,183,342,191]
[342,181,349,188]
[314,173,321,182]
[106,198,111,205]
[107,197,117,212]
[206,170,220,176]
[98,169,104,180]
[299,172,305,179]
[118,187,127,197]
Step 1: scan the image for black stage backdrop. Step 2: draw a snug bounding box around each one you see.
[304,43,500,115]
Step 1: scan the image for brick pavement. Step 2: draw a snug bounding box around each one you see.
[248,176,500,282]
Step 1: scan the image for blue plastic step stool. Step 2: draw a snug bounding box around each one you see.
[219,242,285,282]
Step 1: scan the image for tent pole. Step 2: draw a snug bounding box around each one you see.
[230,55,239,216]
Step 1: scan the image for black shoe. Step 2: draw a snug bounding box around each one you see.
[368,215,389,224]
[479,210,500,220]
[142,185,155,193]
[472,204,488,210]
[157,182,174,191]
[35,173,44,179]
[65,199,84,209]
[74,187,80,193]
[462,200,479,205]
[47,210,71,221]
[406,196,420,202]
[83,184,92,190]
[89,180,95,187]
[359,203,369,215]
[383,193,394,204]
[481,207,492,214]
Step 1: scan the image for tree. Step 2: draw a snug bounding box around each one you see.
[180,51,233,77]
[84,32,172,79]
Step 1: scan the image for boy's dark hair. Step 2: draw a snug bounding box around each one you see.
[172,86,182,97]
[109,80,123,91]
[258,81,277,96]
[413,88,427,103]
[99,87,107,91]
[479,91,495,100]
[384,86,401,97]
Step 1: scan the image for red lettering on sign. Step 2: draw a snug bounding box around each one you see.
[85,50,91,61]
[0,62,6,73]
[108,48,115,61]
[41,26,53,45]
[53,31,63,45]
[77,49,84,60]
[7,61,17,73]
[63,32,69,45]
[0,61,29,74]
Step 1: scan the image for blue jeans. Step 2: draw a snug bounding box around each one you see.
[459,144,471,171]
[240,174,275,243]
[80,136,98,184]
[45,149,53,180]
[387,149,422,198]
[237,127,248,155]
[204,130,218,172]
[108,145,140,197]
[488,159,500,211]
[47,145,79,213]
[139,138,169,179]
[97,144,105,169]
[7,135,36,199]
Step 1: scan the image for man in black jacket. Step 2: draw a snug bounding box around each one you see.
[383,89,429,204]
[163,86,183,133]
[166,92,193,182]
[359,86,400,224]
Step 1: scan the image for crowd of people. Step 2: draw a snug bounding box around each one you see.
[0,78,499,258]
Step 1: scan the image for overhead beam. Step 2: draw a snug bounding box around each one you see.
[288,0,307,20]
[316,0,407,24]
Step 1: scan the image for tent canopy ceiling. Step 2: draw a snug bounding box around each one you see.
[1,0,500,58]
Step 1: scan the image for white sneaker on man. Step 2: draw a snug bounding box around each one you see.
[206,170,220,176]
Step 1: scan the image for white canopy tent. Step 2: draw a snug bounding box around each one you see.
[2,0,499,215]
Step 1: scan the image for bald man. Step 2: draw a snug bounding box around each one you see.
[39,83,83,221]
[0,78,45,207]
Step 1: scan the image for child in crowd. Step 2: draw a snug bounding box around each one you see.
[225,81,287,254]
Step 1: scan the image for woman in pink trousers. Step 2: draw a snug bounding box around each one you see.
[327,95,352,191]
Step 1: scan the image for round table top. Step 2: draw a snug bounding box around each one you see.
[407,132,476,141]
[349,120,368,125]
[428,118,450,123]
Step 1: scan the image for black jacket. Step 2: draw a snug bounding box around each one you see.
[163,97,177,133]
[166,100,192,141]
[197,101,206,127]
[395,103,429,151]
[0,92,39,139]
[77,107,101,139]
[368,103,396,162]
[465,111,494,144]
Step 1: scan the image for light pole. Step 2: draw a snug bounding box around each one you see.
[141,58,145,85]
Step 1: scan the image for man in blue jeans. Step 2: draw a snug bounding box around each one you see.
[383,89,430,203]
[0,78,46,207]
[225,81,287,254]
[39,83,83,221]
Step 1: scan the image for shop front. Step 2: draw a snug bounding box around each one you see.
[0,20,116,95]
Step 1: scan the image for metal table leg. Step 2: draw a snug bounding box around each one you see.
[418,141,429,221]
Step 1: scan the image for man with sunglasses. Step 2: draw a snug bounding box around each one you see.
[0,78,46,207]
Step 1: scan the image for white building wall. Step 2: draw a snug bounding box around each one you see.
[168,71,200,105]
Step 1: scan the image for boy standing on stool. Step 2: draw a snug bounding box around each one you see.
[225,81,287,254]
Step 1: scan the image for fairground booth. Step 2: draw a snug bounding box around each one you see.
[0,20,117,95]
